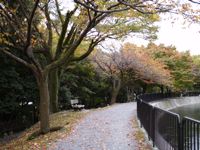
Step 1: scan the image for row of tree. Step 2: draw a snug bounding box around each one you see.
[0,0,199,134]
[91,42,200,104]
[1,41,199,136]
[0,0,166,133]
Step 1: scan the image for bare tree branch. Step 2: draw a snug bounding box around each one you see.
[24,0,43,74]
[71,40,96,61]
[1,50,32,69]
[74,0,129,13]
[44,2,53,51]
[26,0,40,48]
[55,8,78,59]
[118,0,171,14]
[188,0,200,4]
[55,0,64,24]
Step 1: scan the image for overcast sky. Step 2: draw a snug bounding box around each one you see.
[61,0,200,55]
[125,15,200,55]
[156,16,200,55]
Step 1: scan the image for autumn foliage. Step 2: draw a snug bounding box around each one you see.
[145,43,194,91]
[92,43,172,103]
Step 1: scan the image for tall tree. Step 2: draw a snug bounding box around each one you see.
[0,0,173,133]
[92,43,172,104]
[146,43,194,91]
[191,55,200,90]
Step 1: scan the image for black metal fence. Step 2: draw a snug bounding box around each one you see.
[182,117,200,150]
[137,100,154,141]
[137,93,200,150]
[154,107,181,150]
[138,93,180,102]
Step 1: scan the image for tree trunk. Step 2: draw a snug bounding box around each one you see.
[37,74,50,134]
[126,87,130,102]
[49,69,59,113]
[110,77,121,104]
[160,85,164,94]
[142,84,147,94]
[126,87,134,102]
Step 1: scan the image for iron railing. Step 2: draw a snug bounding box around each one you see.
[137,99,154,141]
[137,93,200,150]
[138,93,180,103]
[154,107,181,150]
[182,117,200,150]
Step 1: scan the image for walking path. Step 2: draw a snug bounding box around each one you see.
[50,102,139,150]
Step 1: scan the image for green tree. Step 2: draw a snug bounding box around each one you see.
[146,43,194,92]
[0,0,172,133]
[192,55,200,90]
[59,60,109,108]
[0,52,39,135]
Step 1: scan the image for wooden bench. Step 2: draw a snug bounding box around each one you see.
[70,99,85,110]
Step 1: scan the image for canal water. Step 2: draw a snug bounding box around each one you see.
[159,98,200,149]
[170,103,200,120]
[167,99,200,150]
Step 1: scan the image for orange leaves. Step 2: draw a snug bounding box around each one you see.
[145,43,195,91]
[92,43,172,87]
[121,43,172,86]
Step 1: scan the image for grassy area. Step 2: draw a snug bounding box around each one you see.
[132,117,153,150]
[0,110,87,150]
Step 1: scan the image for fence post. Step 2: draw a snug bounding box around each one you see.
[178,118,183,150]
[151,107,155,147]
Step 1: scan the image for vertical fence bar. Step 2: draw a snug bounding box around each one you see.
[178,117,182,150]
[151,107,155,146]
[194,122,195,150]
[182,117,200,150]
[197,123,199,150]
[137,93,200,150]
[190,121,192,149]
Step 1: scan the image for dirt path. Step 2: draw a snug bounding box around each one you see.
[50,102,138,150]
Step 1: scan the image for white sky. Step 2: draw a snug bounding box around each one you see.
[156,19,200,55]
[125,15,200,55]
[61,0,200,55]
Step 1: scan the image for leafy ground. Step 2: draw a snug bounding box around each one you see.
[0,110,86,150]
[0,104,153,150]
[132,117,153,150]
[50,103,137,150]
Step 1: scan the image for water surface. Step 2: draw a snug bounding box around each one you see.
[170,103,200,120]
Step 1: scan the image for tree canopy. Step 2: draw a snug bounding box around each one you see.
[0,0,199,135]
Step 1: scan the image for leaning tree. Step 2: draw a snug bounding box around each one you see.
[0,0,173,133]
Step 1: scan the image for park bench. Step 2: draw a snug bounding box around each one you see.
[70,99,85,110]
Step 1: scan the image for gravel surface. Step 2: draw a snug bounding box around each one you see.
[50,102,137,150]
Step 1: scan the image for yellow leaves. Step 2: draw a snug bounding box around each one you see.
[72,8,88,28]
[31,39,37,46]
[151,14,160,21]
[74,41,90,57]
[0,33,14,46]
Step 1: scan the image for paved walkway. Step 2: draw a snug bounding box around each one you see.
[50,102,137,150]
